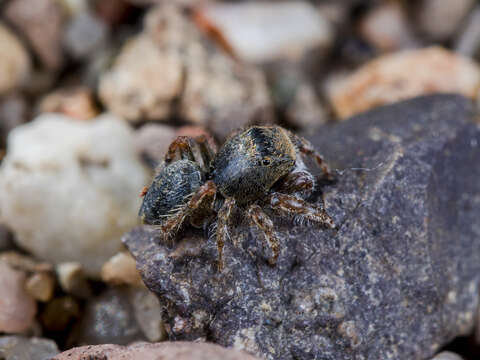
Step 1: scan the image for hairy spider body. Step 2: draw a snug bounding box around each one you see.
[139,126,335,270]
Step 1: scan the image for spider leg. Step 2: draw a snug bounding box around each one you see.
[247,204,280,266]
[216,197,235,271]
[164,136,196,164]
[268,193,336,229]
[161,181,217,244]
[286,131,333,180]
[194,135,216,173]
[275,170,315,199]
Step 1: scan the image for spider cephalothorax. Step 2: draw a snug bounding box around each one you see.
[139,126,336,270]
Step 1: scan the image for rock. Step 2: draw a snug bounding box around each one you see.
[40,296,80,332]
[0,93,29,149]
[62,11,108,60]
[0,24,31,95]
[431,352,464,360]
[0,113,149,276]
[75,287,145,345]
[327,47,480,119]
[285,83,327,129]
[99,4,273,139]
[4,0,66,70]
[195,2,332,63]
[0,336,59,360]
[454,6,480,57]
[101,251,144,287]
[38,87,98,120]
[412,0,474,41]
[25,272,55,302]
[0,262,36,333]
[134,124,177,168]
[56,262,91,298]
[124,95,480,359]
[53,341,261,360]
[0,251,53,273]
[358,2,418,52]
[129,287,166,341]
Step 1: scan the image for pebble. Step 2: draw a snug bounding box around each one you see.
[38,87,98,120]
[101,252,144,287]
[0,336,59,360]
[454,5,480,57]
[25,272,55,302]
[413,0,474,41]
[134,124,177,167]
[53,341,261,360]
[0,262,36,333]
[358,2,418,52]
[195,2,332,63]
[40,296,80,332]
[56,262,91,298]
[285,83,327,129]
[4,0,65,70]
[0,251,53,273]
[129,288,166,341]
[100,4,273,139]
[430,352,464,360]
[63,11,108,60]
[0,24,31,95]
[327,47,480,119]
[0,113,150,276]
[75,287,144,345]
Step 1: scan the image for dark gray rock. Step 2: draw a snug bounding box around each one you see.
[124,94,480,360]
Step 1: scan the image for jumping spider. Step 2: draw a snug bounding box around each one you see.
[139,126,336,270]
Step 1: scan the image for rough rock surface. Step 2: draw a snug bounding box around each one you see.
[0,336,59,360]
[53,341,261,360]
[124,95,480,360]
[0,114,149,276]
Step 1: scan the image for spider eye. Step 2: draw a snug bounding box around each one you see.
[262,158,271,166]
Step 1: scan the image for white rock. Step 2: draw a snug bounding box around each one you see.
[197,2,332,63]
[0,113,149,276]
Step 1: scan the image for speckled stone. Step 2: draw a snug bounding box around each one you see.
[124,95,480,359]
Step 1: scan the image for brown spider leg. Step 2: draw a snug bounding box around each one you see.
[286,131,333,180]
[275,171,315,199]
[216,197,236,271]
[161,181,217,244]
[247,204,280,266]
[268,193,336,229]
[194,135,216,173]
[164,136,196,164]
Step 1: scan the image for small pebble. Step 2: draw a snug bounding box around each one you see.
[430,351,464,360]
[56,262,91,298]
[25,272,55,302]
[0,262,36,333]
[0,23,31,95]
[38,87,98,120]
[40,296,80,332]
[101,252,144,287]
[0,336,59,360]
[129,288,166,342]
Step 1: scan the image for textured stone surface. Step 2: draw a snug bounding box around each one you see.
[0,336,59,360]
[53,341,261,360]
[0,114,149,276]
[124,95,480,359]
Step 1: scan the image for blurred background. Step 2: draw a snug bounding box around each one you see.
[0,0,480,359]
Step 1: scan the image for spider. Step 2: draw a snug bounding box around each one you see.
[139,126,336,271]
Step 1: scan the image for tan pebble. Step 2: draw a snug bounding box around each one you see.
[56,262,91,298]
[101,252,144,287]
[38,87,98,120]
[327,47,480,119]
[25,272,55,302]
